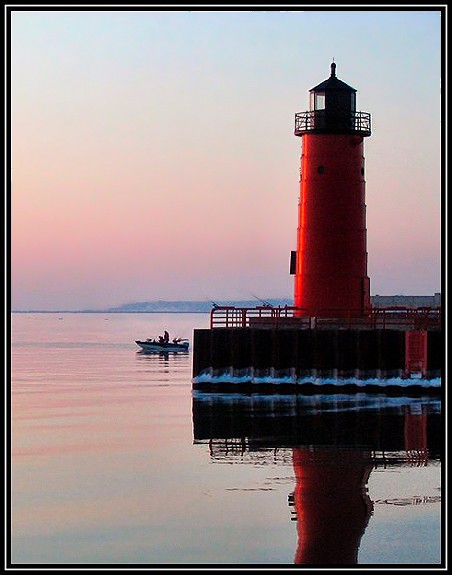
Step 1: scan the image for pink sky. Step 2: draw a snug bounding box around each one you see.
[10,10,443,310]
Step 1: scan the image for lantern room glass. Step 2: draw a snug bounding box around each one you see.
[310,92,325,111]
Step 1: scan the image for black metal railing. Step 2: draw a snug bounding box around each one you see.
[210,305,441,331]
[294,110,371,136]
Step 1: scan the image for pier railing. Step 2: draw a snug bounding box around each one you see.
[209,305,441,331]
[210,305,308,329]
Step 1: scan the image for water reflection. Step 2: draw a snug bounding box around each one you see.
[136,348,189,361]
[192,392,441,565]
[135,349,190,375]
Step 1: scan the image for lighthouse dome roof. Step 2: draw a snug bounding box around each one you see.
[309,62,357,93]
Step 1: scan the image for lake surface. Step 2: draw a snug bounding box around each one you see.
[10,313,443,567]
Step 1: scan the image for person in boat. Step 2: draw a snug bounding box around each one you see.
[158,335,164,343]
[163,330,170,343]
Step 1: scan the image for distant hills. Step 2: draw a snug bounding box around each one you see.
[102,293,441,313]
[12,299,292,313]
[103,299,293,313]
[12,293,441,313]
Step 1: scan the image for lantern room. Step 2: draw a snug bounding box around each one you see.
[295,62,371,136]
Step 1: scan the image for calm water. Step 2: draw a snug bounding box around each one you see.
[10,313,443,567]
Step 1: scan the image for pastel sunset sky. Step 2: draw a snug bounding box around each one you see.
[10,8,443,311]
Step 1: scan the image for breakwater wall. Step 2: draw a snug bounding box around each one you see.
[192,327,442,389]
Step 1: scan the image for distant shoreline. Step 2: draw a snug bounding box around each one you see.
[10,293,441,314]
[11,310,212,314]
[11,298,293,314]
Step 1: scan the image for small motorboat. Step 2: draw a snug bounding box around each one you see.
[135,337,189,353]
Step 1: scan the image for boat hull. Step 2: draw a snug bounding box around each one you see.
[135,340,189,353]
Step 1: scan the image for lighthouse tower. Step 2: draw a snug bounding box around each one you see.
[292,63,372,317]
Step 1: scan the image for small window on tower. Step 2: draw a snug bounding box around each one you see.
[315,93,325,110]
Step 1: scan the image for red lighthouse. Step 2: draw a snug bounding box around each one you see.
[292,63,372,317]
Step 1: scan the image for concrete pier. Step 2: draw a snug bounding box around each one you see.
[192,326,442,391]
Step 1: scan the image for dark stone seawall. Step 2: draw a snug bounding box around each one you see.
[192,328,442,384]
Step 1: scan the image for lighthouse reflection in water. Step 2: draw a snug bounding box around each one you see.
[192,392,441,565]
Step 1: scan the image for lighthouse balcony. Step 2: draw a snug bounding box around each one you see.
[294,110,371,137]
